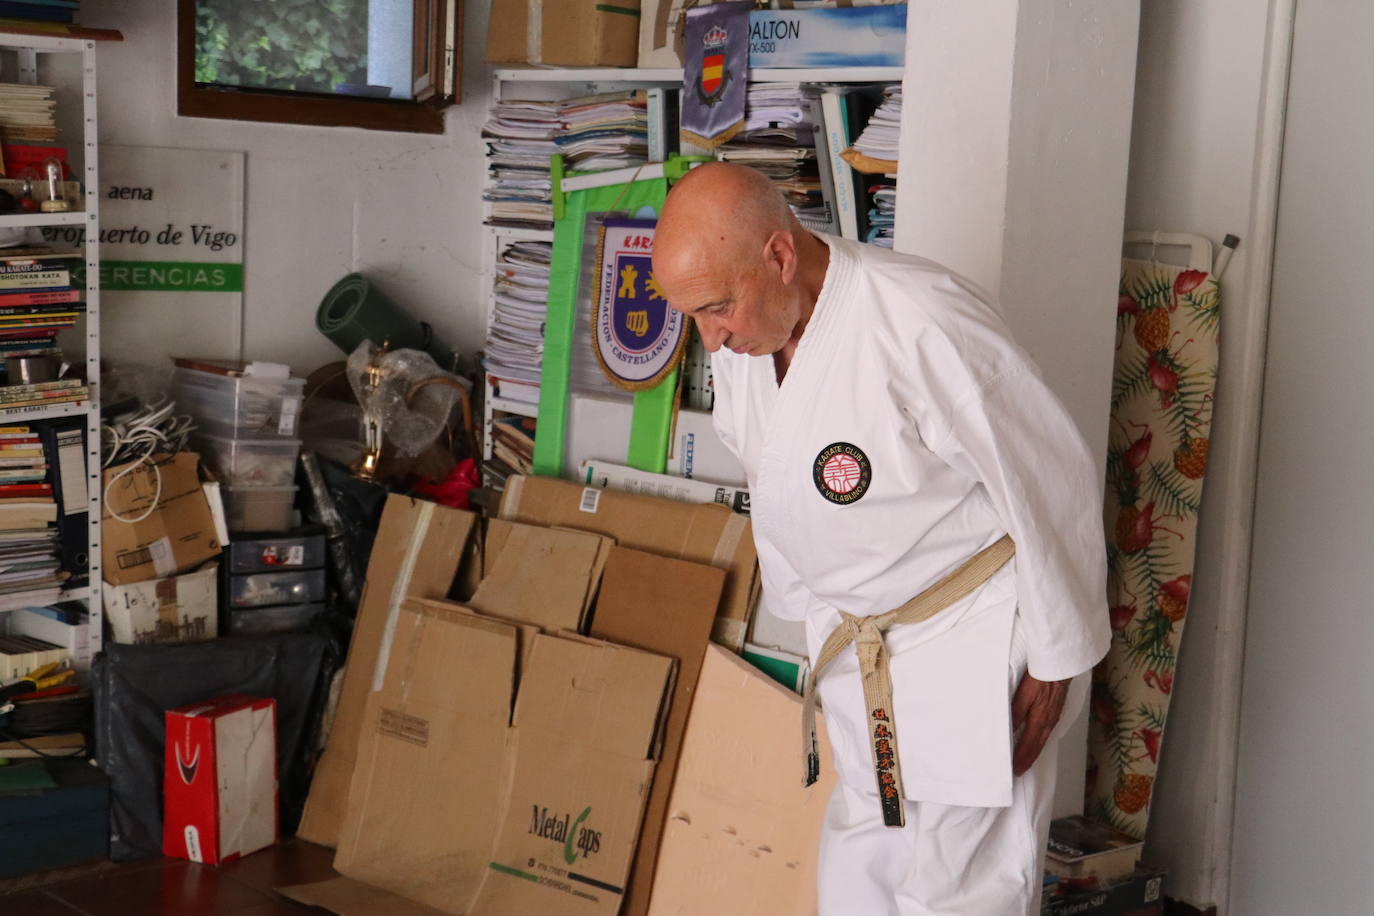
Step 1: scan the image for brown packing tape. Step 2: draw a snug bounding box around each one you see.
[154,575,179,632]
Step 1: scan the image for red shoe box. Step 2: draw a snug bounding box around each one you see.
[163,694,278,865]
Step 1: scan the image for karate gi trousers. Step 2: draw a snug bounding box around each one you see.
[809,610,1087,916]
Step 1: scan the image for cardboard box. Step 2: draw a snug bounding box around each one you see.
[102,562,219,645]
[296,497,478,848]
[6,608,91,668]
[475,631,674,915]
[102,451,222,586]
[488,0,641,66]
[588,547,725,916]
[282,598,675,916]
[647,644,834,915]
[640,1,907,69]
[747,5,907,68]
[500,474,759,651]
[468,520,614,632]
[163,695,278,865]
[1046,867,1166,916]
[580,459,750,514]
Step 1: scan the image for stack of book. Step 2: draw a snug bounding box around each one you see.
[718,83,837,235]
[0,424,65,610]
[0,633,65,679]
[484,239,551,406]
[482,90,649,232]
[0,247,87,410]
[488,414,535,482]
[866,182,897,248]
[0,81,57,143]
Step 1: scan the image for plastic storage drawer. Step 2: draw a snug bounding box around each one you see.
[226,602,324,636]
[225,485,297,534]
[228,532,326,574]
[193,433,300,487]
[173,368,305,438]
[229,569,326,609]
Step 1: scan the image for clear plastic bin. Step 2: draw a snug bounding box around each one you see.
[226,602,324,635]
[228,533,326,574]
[225,485,297,534]
[193,433,301,487]
[229,568,326,609]
[173,368,305,438]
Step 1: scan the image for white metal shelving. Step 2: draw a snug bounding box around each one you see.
[0,34,103,667]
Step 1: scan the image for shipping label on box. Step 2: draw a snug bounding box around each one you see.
[748,5,907,68]
[102,562,219,645]
[163,694,278,866]
[102,451,222,586]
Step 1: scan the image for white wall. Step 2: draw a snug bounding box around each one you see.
[897,0,1139,820]
[82,0,496,375]
[1230,2,1374,912]
[1122,2,1286,909]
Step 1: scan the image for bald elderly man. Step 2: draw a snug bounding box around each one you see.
[653,163,1108,915]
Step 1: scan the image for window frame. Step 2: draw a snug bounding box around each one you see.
[176,0,460,135]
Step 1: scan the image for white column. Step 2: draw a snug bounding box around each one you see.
[895,0,1141,815]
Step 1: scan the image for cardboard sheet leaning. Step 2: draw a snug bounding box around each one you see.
[281,598,675,915]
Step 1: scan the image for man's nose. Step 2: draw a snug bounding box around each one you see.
[696,317,728,352]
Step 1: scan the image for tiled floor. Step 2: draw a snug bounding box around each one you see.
[0,838,339,914]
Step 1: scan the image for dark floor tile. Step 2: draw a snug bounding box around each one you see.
[45,859,278,915]
[216,840,338,899]
[224,901,332,915]
[0,889,87,914]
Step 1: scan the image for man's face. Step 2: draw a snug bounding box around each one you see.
[657,253,797,356]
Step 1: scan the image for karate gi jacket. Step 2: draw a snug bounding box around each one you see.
[711,236,1110,807]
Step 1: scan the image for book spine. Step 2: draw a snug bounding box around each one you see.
[0,289,80,306]
[0,271,68,289]
[820,90,859,241]
[0,388,83,404]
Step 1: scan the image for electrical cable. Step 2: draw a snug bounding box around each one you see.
[100,397,197,524]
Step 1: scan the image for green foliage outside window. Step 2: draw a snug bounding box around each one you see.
[195,0,370,95]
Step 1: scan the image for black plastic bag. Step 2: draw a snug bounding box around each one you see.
[92,633,332,861]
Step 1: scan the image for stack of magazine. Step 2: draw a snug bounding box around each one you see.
[483,90,649,232]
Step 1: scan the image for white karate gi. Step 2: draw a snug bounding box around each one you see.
[710,236,1109,915]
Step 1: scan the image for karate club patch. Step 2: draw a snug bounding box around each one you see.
[812,442,872,505]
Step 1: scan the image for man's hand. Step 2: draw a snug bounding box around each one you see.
[1011,671,1072,776]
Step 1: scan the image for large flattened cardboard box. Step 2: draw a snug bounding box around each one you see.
[163,694,278,866]
[488,0,641,66]
[648,644,834,915]
[102,451,221,586]
[296,497,478,848]
[102,561,219,645]
[281,598,675,916]
[499,474,759,651]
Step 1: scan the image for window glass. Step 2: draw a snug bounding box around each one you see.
[194,0,415,101]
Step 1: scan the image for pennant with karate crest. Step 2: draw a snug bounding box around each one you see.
[680,1,750,148]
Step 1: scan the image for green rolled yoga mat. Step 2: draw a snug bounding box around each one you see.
[316,273,453,367]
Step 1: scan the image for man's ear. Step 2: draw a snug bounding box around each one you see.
[762,229,798,285]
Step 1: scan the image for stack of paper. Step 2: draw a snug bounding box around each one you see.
[867,184,897,249]
[718,83,835,235]
[483,91,648,231]
[484,240,552,403]
[842,84,901,173]
[0,83,57,143]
